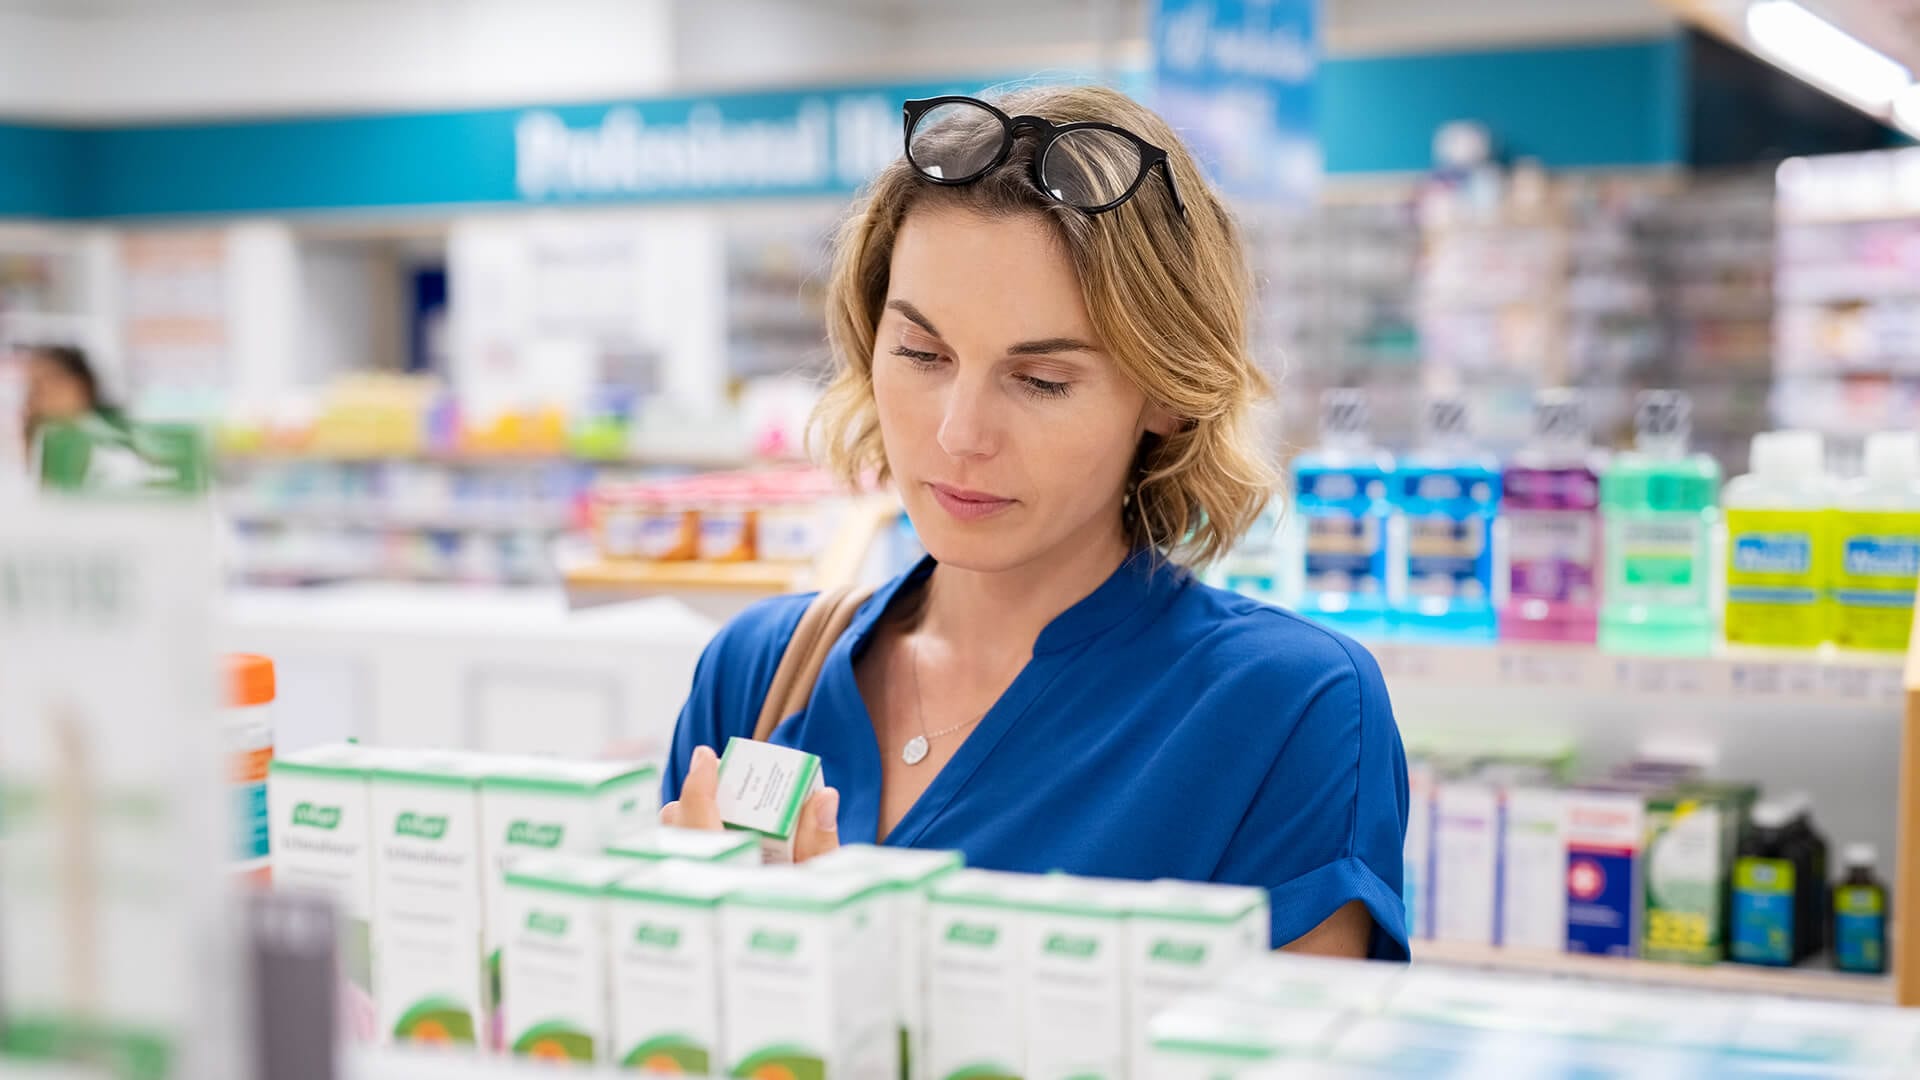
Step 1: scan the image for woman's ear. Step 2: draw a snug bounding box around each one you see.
[1143,404,1181,438]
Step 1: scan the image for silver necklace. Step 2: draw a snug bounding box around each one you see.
[902,636,983,766]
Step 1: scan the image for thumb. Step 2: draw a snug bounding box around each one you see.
[674,746,725,831]
[793,787,841,863]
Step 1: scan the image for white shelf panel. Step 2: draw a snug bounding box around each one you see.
[1416,939,1893,1005]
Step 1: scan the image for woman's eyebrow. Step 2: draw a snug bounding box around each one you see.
[1007,336,1099,356]
[886,299,942,337]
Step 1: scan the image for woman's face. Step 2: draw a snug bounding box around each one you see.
[872,205,1169,574]
[24,354,90,426]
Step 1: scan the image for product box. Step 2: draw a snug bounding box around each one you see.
[607,861,759,1076]
[606,824,761,865]
[926,869,1038,1080]
[268,742,392,1031]
[1021,876,1132,1080]
[806,844,965,1080]
[369,750,492,1047]
[715,736,824,863]
[1432,781,1500,945]
[479,756,659,1045]
[1498,785,1566,951]
[1404,759,1436,940]
[1147,993,1345,1080]
[1562,787,1647,957]
[499,853,630,1063]
[1219,952,1408,1014]
[719,866,895,1079]
[1127,878,1271,1074]
[1643,783,1755,965]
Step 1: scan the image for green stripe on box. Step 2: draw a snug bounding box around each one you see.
[270,759,368,780]
[369,767,483,789]
[483,767,659,795]
[773,753,822,840]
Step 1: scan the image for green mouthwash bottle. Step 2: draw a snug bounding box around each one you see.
[1600,391,1721,655]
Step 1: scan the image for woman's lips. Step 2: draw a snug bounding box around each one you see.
[927,482,1017,522]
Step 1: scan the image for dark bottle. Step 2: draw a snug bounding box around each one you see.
[1732,801,1800,967]
[1781,794,1830,963]
[1833,843,1889,975]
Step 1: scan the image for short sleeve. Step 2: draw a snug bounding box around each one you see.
[660,593,812,807]
[1211,631,1410,960]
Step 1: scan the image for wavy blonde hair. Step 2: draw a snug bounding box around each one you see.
[811,83,1273,567]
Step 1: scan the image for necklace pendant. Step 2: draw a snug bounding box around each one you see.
[901,735,930,766]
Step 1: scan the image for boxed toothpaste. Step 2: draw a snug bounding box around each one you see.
[714,737,824,863]
[1498,785,1566,951]
[369,750,492,1047]
[1127,878,1271,1074]
[1432,780,1500,945]
[1642,782,1755,965]
[498,853,630,1063]
[1562,786,1647,957]
[719,865,895,1079]
[926,869,1037,1080]
[606,824,760,865]
[805,844,965,1080]
[479,755,659,1044]
[267,742,390,1029]
[607,861,760,1077]
[1022,875,1131,1080]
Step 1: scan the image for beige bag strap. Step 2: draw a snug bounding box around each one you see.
[752,585,874,742]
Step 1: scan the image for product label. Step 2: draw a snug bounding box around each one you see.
[1563,796,1642,957]
[1643,802,1726,963]
[1298,468,1388,603]
[611,901,720,1077]
[1834,886,1886,973]
[1731,857,1796,965]
[1725,509,1829,646]
[1405,515,1492,602]
[1613,516,1708,606]
[1830,512,1920,651]
[1499,788,1565,952]
[1507,511,1598,604]
[1504,466,1599,509]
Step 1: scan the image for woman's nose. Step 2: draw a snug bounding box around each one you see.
[935,373,997,460]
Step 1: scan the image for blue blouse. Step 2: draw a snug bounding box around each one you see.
[662,551,1411,959]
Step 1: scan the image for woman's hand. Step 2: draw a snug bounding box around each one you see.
[659,744,843,862]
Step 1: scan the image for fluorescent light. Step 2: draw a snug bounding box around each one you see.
[1747,0,1913,111]
[1897,85,1920,137]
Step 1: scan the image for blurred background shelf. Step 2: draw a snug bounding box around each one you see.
[1416,940,1896,1005]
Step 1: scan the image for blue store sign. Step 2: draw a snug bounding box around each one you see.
[1152,0,1320,204]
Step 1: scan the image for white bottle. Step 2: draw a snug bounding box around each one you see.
[1722,431,1830,648]
[1831,432,1920,651]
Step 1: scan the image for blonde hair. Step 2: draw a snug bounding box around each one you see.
[812,83,1274,567]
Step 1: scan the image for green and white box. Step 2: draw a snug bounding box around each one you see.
[926,869,1038,1080]
[719,866,895,1079]
[500,853,629,1063]
[1023,875,1133,1080]
[369,750,491,1048]
[1148,993,1346,1080]
[606,824,761,865]
[715,736,823,863]
[1499,785,1566,951]
[1128,879,1271,1074]
[807,845,966,1080]
[268,742,392,1022]
[608,862,759,1077]
[480,755,659,1043]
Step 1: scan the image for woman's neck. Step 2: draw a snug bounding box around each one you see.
[915,523,1132,660]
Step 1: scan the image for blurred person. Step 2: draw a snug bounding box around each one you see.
[19,343,120,452]
[660,85,1409,959]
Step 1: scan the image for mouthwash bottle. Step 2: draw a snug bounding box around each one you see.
[1389,397,1498,640]
[1829,432,1920,652]
[1724,431,1832,648]
[1833,843,1889,975]
[1293,389,1392,636]
[1499,390,1604,644]
[1599,391,1721,655]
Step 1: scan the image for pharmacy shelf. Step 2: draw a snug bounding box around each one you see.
[226,504,574,532]
[218,447,758,471]
[1416,940,1894,1005]
[1366,640,1908,709]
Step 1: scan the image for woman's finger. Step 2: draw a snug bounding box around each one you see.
[674,745,726,831]
[659,801,681,827]
[793,787,841,863]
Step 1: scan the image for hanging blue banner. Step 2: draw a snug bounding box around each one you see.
[1151,0,1320,204]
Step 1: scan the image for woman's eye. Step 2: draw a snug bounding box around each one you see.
[890,345,943,367]
[1017,374,1072,399]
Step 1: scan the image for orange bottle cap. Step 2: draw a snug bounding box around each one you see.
[228,653,276,706]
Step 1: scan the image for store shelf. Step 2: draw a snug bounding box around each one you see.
[218,447,756,470]
[1368,640,1908,708]
[563,558,805,593]
[226,504,573,532]
[1416,940,1894,1004]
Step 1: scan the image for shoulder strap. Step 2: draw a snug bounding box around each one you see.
[752,586,874,742]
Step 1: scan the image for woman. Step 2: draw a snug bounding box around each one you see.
[662,85,1409,959]
[20,343,118,451]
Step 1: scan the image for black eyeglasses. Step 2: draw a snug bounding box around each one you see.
[903,95,1187,218]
